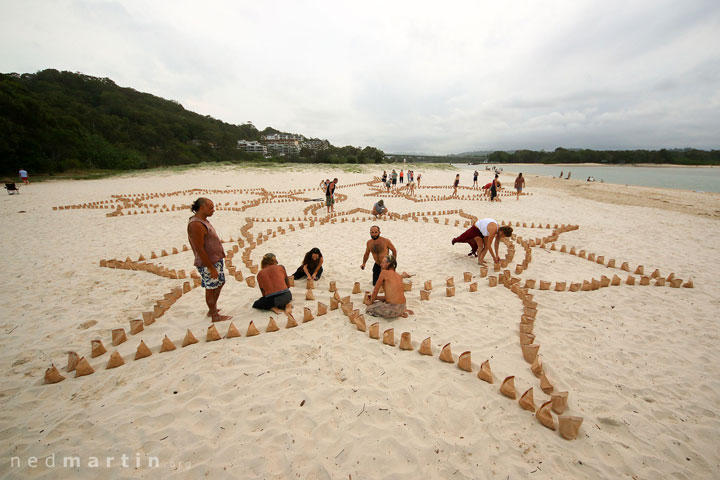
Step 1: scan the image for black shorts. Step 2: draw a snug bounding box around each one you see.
[252,290,292,310]
[373,263,382,285]
[292,265,323,280]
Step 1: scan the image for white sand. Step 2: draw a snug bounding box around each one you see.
[1,165,718,479]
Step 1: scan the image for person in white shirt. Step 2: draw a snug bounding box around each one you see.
[452,217,513,262]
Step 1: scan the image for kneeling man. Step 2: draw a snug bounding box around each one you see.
[365,255,413,318]
[253,253,292,314]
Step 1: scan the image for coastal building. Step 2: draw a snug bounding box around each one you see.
[236,140,267,154]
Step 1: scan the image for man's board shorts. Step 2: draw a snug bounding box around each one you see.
[197,259,225,289]
[516,187,523,192]
[326,195,334,206]
[366,301,406,318]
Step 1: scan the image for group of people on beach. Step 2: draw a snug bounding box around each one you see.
[381,170,420,192]
[187,170,518,323]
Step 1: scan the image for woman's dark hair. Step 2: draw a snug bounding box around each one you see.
[191,197,208,213]
[302,247,322,266]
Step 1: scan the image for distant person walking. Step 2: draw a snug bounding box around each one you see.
[391,170,398,189]
[514,173,525,200]
[381,171,387,184]
[473,170,479,187]
[18,169,28,185]
[452,174,460,197]
[188,198,232,322]
[416,173,422,187]
[399,170,404,184]
[490,174,501,202]
[566,171,571,180]
[326,178,338,213]
[559,170,563,178]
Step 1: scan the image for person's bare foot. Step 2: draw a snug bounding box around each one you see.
[401,309,414,318]
[211,314,232,322]
[271,307,283,315]
[206,309,222,317]
[400,271,415,278]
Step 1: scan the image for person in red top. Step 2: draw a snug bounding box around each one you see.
[188,198,232,322]
[399,170,404,184]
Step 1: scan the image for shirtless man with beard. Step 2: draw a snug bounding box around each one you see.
[360,225,398,286]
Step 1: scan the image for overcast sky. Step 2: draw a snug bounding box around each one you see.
[2,0,719,153]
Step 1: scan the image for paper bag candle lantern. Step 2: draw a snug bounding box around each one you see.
[369,322,380,339]
[439,343,454,363]
[551,391,569,414]
[399,332,413,350]
[383,328,395,346]
[531,357,544,377]
[519,388,535,412]
[446,277,454,287]
[303,308,314,323]
[177,329,197,348]
[246,321,260,337]
[74,357,95,377]
[129,319,144,335]
[266,318,279,333]
[477,360,493,383]
[225,322,242,338]
[106,351,125,369]
[446,286,455,297]
[558,416,583,440]
[317,302,328,316]
[536,401,555,430]
[420,290,430,301]
[134,340,152,360]
[522,344,540,363]
[352,282,361,294]
[246,276,256,288]
[458,351,472,372]
[305,290,315,300]
[500,376,516,399]
[142,311,155,325]
[419,337,433,356]
[424,280,432,291]
[44,365,65,384]
[285,314,298,328]
[206,325,221,342]
[355,315,366,332]
[463,272,473,282]
[540,373,554,394]
[91,340,107,358]
[160,335,177,352]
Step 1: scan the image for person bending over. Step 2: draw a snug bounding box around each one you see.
[253,253,292,314]
[291,247,324,281]
[365,255,413,318]
[452,217,513,261]
[372,200,389,218]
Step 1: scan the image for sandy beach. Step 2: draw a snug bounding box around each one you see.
[1,165,719,479]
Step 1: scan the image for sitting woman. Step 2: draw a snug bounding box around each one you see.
[291,247,324,281]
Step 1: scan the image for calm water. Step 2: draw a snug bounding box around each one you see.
[454,163,720,193]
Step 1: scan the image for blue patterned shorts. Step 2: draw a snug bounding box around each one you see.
[197,259,225,289]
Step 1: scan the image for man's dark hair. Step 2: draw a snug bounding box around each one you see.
[191,197,208,213]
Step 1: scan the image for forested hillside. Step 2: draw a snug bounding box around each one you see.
[0,69,385,174]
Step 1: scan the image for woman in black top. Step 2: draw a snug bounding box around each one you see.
[291,247,324,280]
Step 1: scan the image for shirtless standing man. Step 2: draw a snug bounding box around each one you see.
[188,197,232,322]
[365,255,413,318]
[253,253,292,314]
[361,225,398,286]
